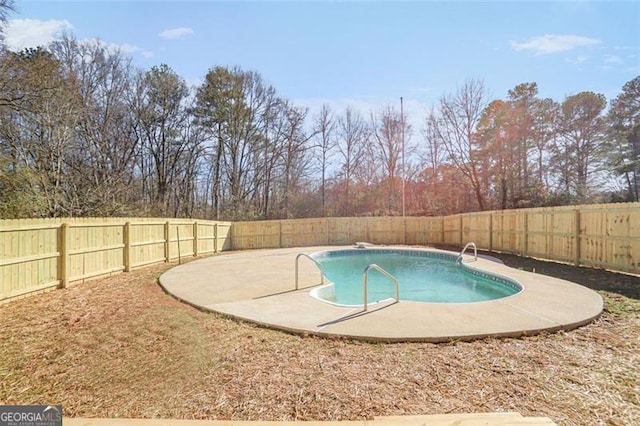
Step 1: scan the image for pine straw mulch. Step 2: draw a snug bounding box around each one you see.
[0,254,639,425]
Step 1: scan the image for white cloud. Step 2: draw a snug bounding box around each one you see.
[4,18,73,51]
[510,34,601,55]
[159,27,194,40]
[4,19,153,59]
[565,55,589,65]
[82,38,153,59]
[601,54,630,71]
[118,43,141,54]
[604,55,623,64]
[118,42,153,58]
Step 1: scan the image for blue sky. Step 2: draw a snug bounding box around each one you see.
[5,1,640,130]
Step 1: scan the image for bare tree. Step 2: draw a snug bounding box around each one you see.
[311,104,336,216]
[370,105,411,214]
[336,107,369,216]
[274,102,311,218]
[50,36,139,215]
[168,110,206,218]
[0,0,14,46]
[430,79,489,210]
[0,48,80,217]
[130,64,194,216]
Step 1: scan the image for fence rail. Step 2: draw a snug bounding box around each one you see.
[2,202,639,302]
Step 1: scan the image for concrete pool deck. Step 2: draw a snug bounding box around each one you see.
[159,246,603,342]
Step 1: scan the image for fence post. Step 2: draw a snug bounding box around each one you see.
[403,217,407,245]
[549,210,555,258]
[214,223,218,253]
[176,225,181,264]
[325,218,330,246]
[575,209,581,266]
[164,221,170,262]
[522,210,528,257]
[489,213,493,252]
[193,221,198,257]
[60,223,69,288]
[231,223,235,250]
[123,221,131,272]
[459,215,463,246]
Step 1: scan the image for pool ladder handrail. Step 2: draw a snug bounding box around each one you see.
[363,263,400,311]
[295,253,325,290]
[456,242,478,264]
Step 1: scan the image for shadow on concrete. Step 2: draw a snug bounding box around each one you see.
[252,284,320,299]
[317,300,398,328]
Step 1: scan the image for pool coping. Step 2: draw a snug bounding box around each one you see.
[159,246,604,343]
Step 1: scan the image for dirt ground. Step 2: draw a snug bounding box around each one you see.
[495,252,640,300]
[1,250,638,425]
[433,244,640,300]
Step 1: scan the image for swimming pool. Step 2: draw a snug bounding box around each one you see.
[309,248,522,306]
[161,246,604,342]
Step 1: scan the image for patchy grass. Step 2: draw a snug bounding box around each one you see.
[0,256,638,425]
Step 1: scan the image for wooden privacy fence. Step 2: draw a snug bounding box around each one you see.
[1,202,638,302]
[0,218,231,301]
[231,216,445,249]
[446,203,640,274]
[233,217,412,248]
[233,203,640,275]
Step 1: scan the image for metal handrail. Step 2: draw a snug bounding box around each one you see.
[363,263,400,311]
[456,242,478,264]
[295,253,325,290]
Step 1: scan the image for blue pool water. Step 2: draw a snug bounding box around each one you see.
[310,249,521,305]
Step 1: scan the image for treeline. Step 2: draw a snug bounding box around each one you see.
[0,34,638,220]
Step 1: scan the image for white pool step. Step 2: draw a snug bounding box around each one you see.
[375,412,557,425]
[66,412,557,425]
